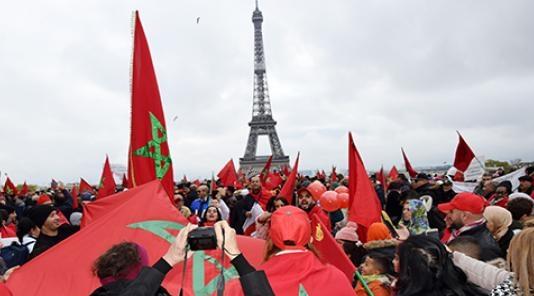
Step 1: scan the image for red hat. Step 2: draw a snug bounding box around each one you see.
[37,194,52,205]
[438,192,487,214]
[270,205,311,250]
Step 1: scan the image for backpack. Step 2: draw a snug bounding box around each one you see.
[0,241,32,269]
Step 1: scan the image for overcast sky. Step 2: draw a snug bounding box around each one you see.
[1,0,533,185]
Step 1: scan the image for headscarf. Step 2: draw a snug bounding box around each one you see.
[400,199,430,235]
[483,206,512,240]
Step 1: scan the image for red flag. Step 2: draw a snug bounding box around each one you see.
[311,213,356,281]
[266,172,283,189]
[281,165,290,177]
[278,153,300,204]
[20,182,29,196]
[8,180,265,295]
[97,156,117,199]
[128,11,174,198]
[330,166,338,183]
[260,155,273,183]
[70,185,79,210]
[388,165,399,181]
[401,147,418,178]
[376,166,387,191]
[453,131,476,173]
[122,174,130,188]
[217,159,238,187]
[3,177,17,195]
[348,133,382,242]
[79,178,94,194]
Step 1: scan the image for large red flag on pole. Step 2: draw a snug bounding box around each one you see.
[20,182,29,196]
[388,165,399,181]
[401,147,418,178]
[217,159,238,187]
[311,213,356,281]
[3,177,18,195]
[376,166,387,191]
[79,178,94,194]
[128,11,174,198]
[348,133,382,242]
[278,152,300,204]
[97,155,117,198]
[453,131,476,173]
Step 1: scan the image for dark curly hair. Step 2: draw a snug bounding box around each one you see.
[92,242,141,279]
[396,235,485,296]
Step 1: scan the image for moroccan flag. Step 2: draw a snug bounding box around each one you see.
[388,165,399,181]
[20,182,29,196]
[122,174,130,189]
[260,155,273,183]
[128,11,174,198]
[97,155,117,198]
[79,178,94,194]
[278,153,300,204]
[330,166,338,183]
[9,180,266,295]
[311,213,356,281]
[348,133,382,243]
[3,177,17,195]
[401,147,418,178]
[453,131,476,173]
[217,159,238,187]
[70,185,79,210]
[376,166,387,191]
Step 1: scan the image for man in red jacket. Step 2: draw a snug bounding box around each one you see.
[297,187,331,231]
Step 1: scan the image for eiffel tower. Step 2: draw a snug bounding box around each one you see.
[239,0,289,175]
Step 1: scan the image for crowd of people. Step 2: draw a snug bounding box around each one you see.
[0,165,534,295]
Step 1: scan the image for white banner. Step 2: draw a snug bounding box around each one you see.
[452,167,527,193]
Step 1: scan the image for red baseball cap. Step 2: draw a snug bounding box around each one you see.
[270,205,311,250]
[438,192,487,214]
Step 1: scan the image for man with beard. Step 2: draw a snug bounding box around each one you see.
[28,205,79,259]
[248,176,272,210]
[438,192,501,261]
[297,187,331,231]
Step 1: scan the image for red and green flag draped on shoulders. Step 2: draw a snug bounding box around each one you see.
[128,11,174,198]
[7,180,266,295]
[348,132,382,242]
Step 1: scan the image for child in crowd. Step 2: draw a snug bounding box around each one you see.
[355,254,393,296]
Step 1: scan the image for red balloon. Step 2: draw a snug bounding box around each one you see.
[337,192,349,208]
[319,191,340,212]
[334,185,349,194]
[307,181,327,201]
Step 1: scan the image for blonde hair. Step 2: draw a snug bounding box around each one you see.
[507,228,534,295]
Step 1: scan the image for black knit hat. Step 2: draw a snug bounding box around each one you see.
[28,205,55,228]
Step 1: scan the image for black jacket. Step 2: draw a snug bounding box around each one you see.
[456,222,502,261]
